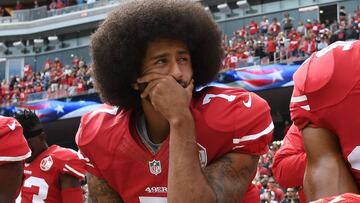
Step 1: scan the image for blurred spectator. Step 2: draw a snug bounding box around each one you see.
[317,36,329,50]
[268,177,285,203]
[49,0,57,10]
[281,13,294,35]
[268,17,281,36]
[224,49,238,69]
[34,0,39,8]
[296,21,305,36]
[282,188,300,203]
[301,36,317,57]
[311,19,321,36]
[260,16,270,35]
[254,42,267,59]
[339,6,347,22]
[56,0,65,9]
[248,20,259,35]
[329,19,339,33]
[15,0,24,10]
[0,6,5,17]
[76,0,85,5]
[304,19,313,36]
[23,64,33,78]
[266,36,277,62]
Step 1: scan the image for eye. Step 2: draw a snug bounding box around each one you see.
[155,58,167,65]
[177,57,189,63]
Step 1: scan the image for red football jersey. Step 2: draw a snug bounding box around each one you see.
[312,193,360,203]
[76,86,274,203]
[0,116,31,165]
[272,124,307,203]
[15,145,86,203]
[290,41,360,184]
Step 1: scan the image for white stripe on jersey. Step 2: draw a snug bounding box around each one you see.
[0,151,31,162]
[64,164,85,179]
[290,95,308,103]
[300,105,311,111]
[233,122,274,144]
[90,106,119,117]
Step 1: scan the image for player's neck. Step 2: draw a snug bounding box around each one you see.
[27,145,48,163]
[141,99,169,144]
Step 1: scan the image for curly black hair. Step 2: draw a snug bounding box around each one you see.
[14,109,43,139]
[91,0,224,110]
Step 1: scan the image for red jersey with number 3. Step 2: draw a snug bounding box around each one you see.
[290,40,360,184]
[0,116,31,165]
[76,86,274,203]
[16,145,86,203]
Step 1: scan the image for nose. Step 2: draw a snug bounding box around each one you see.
[169,60,183,81]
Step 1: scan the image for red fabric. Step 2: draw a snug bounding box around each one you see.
[225,55,238,69]
[267,40,277,53]
[76,86,273,202]
[289,40,300,51]
[248,21,258,35]
[312,193,360,203]
[269,187,285,202]
[268,23,280,34]
[305,23,313,30]
[61,187,83,203]
[56,1,65,9]
[24,65,33,77]
[17,145,86,203]
[302,40,317,54]
[0,116,31,165]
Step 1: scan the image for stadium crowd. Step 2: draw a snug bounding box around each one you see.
[0,56,94,105]
[1,7,359,105]
[0,0,98,16]
[222,7,360,69]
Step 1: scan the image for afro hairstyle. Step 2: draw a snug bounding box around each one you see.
[14,109,43,139]
[91,0,224,110]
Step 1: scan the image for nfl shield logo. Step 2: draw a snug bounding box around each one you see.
[149,160,162,175]
[40,155,53,171]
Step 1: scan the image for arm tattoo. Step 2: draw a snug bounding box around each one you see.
[87,173,123,203]
[204,154,259,203]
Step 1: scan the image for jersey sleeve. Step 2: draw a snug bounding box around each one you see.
[202,88,273,155]
[290,86,320,130]
[75,117,103,178]
[272,124,306,188]
[53,147,87,180]
[231,92,274,155]
[0,116,31,165]
[75,105,119,178]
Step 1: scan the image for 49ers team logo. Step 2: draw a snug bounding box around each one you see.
[149,160,162,175]
[197,143,207,168]
[40,155,53,171]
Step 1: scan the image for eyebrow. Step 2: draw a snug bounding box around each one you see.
[150,50,190,60]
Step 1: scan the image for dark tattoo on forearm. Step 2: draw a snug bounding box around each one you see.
[204,155,259,203]
[87,174,123,203]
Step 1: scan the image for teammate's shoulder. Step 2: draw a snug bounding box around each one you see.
[48,145,78,159]
[293,40,360,94]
